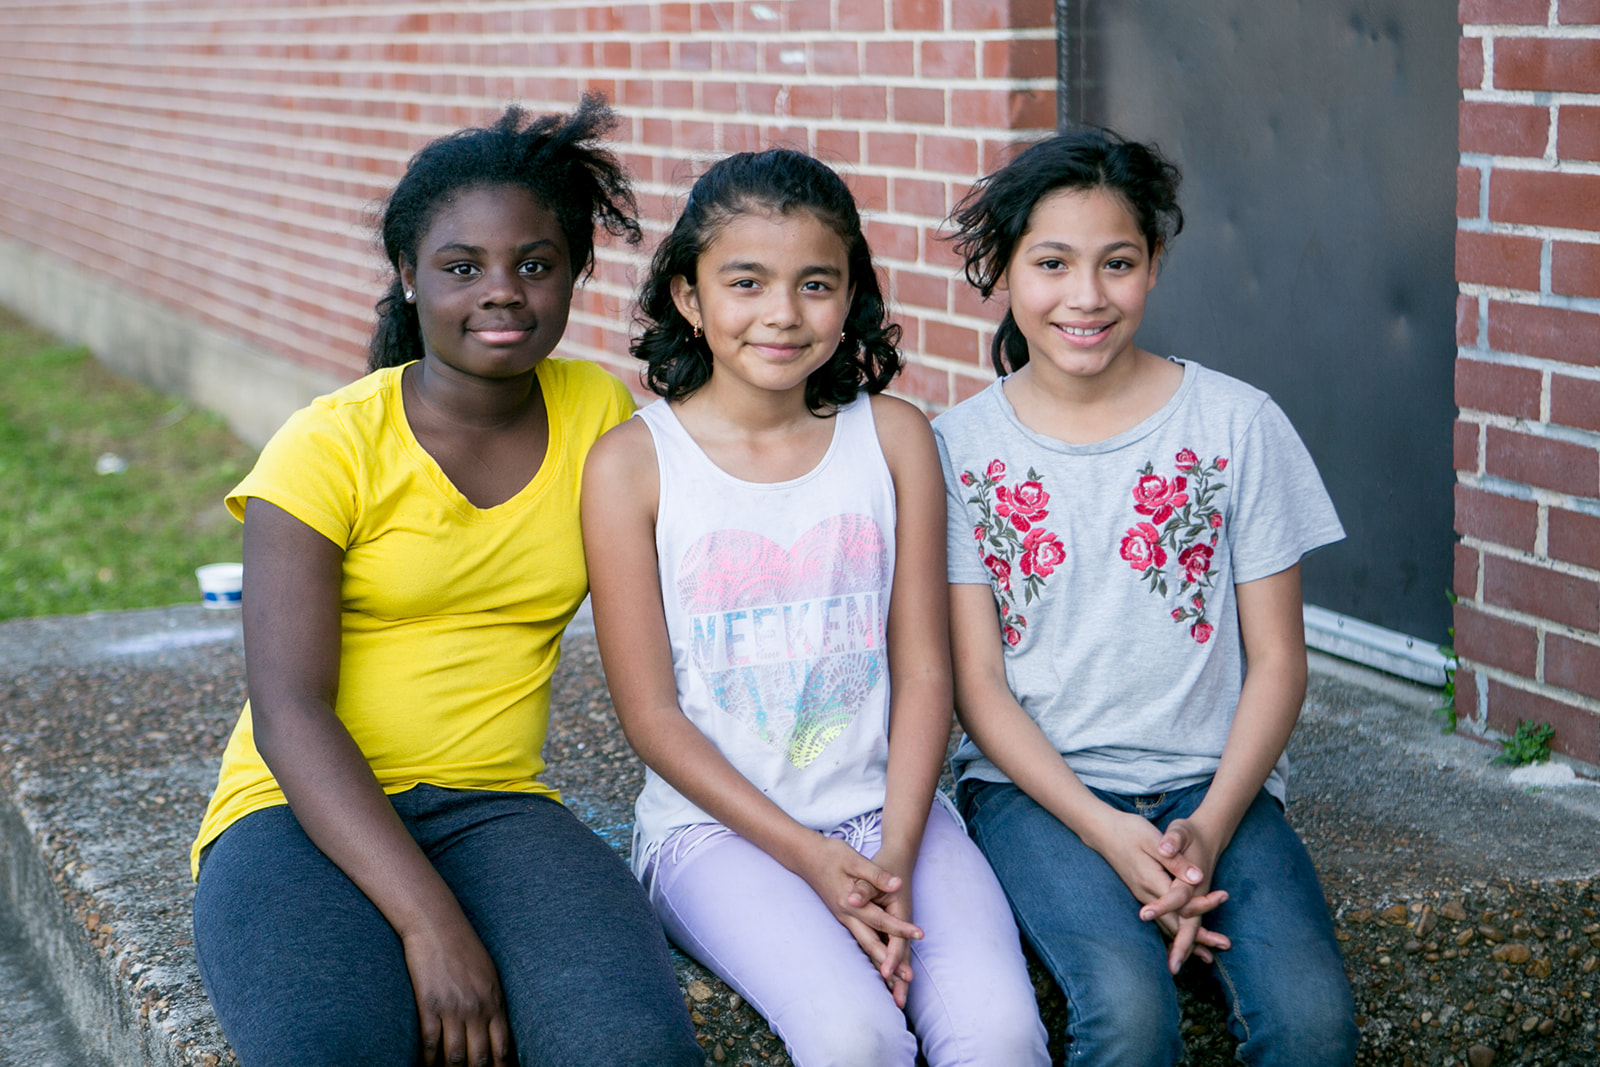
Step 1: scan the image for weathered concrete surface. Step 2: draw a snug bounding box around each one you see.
[0,889,108,1067]
[1,605,1598,1065]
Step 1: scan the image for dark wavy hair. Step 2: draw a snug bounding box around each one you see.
[632,148,901,413]
[948,128,1183,376]
[367,94,641,371]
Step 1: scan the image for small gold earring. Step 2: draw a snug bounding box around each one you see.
[840,330,847,342]
[692,322,703,339]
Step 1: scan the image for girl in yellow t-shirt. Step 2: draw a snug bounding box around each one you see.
[190,97,702,1067]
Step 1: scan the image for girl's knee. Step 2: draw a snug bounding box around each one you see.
[1066,1011,1182,1067]
[787,1027,916,1067]
[223,1012,416,1067]
[1236,1008,1358,1067]
[930,1003,1050,1067]
[908,962,1048,1067]
[775,995,917,1067]
[1227,961,1357,1067]
[1061,971,1181,1067]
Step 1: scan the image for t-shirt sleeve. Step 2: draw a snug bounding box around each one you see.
[1227,398,1345,584]
[934,421,994,585]
[224,399,359,549]
[552,358,638,443]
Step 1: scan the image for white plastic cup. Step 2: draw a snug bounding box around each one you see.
[195,563,244,609]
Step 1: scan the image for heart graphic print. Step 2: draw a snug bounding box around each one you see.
[676,514,888,769]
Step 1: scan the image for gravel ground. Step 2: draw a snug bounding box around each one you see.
[1,607,1598,1065]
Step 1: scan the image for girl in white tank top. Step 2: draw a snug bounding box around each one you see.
[581,149,1047,1067]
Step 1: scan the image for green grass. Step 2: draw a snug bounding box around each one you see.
[0,308,257,620]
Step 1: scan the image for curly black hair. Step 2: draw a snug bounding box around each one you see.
[948,128,1183,376]
[368,93,641,371]
[631,148,901,414]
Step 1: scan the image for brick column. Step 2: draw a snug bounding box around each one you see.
[1454,0,1600,764]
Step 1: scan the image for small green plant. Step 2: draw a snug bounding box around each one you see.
[1434,590,1459,733]
[1492,719,1556,767]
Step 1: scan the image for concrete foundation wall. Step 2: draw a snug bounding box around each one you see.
[0,236,345,449]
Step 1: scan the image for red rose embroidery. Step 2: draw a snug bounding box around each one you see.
[996,480,1050,532]
[961,461,1058,646]
[1020,528,1065,577]
[1121,450,1229,644]
[1131,474,1190,524]
[1120,522,1167,571]
[984,554,1013,592]
[1178,542,1214,584]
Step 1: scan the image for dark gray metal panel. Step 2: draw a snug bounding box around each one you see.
[1059,0,1459,640]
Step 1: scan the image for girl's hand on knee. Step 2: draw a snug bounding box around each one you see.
[1095,810,1229,968]
[1136,815,1224,924]
[1145,818,1233,971]
[860,845,917,1008]
[1154,817,1219,889]
[401,915,515,1067]
[1095,810,1202,916]
[1153,897,1232,972]
[796,836,923,978]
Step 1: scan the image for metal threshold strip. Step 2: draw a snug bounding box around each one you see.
[1303,605,1452,688]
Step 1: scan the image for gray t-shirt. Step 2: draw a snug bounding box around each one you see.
[933,360,1344,801]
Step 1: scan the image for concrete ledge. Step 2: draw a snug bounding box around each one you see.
[3,607,1600,1065]
[0,240,347,449]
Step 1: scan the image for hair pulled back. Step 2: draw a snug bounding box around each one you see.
[368,93,641,371]
[632,148,901,414]
[948,128,1183,376]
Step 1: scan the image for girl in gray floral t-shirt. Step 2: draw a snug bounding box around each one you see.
[936,128,1358,1066]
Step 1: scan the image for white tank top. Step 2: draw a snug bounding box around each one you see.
[630,394,896,873]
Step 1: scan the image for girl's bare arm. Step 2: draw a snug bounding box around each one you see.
[243,499,512,1067]
[863,397,959,1002]
[580,420,921,964]
[1158,565,1308,878]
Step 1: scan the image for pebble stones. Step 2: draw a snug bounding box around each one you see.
[1332,881,1600,1066]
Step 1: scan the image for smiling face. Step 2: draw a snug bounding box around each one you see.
[670,208,853,401]
[399,183,574,382]
[1001,185,1160,386]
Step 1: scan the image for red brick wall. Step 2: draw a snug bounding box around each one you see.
[0,1,1053,403]
[1455,0,1600,763]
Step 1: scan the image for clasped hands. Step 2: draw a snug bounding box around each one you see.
[793,834,922,1008]
[1097,811,1232,974]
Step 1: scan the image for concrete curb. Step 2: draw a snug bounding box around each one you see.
[3,606,1600,1065]
[1,783,153,1067]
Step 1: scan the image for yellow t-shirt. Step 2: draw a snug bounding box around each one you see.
[190,358,634,878]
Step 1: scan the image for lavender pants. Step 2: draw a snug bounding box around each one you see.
[642,800,1049,1067]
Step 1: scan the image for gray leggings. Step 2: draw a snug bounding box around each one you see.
[193,785,702,1067]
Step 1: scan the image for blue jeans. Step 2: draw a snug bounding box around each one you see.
[193,785,702,1067]
[958,779,1357,1067]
